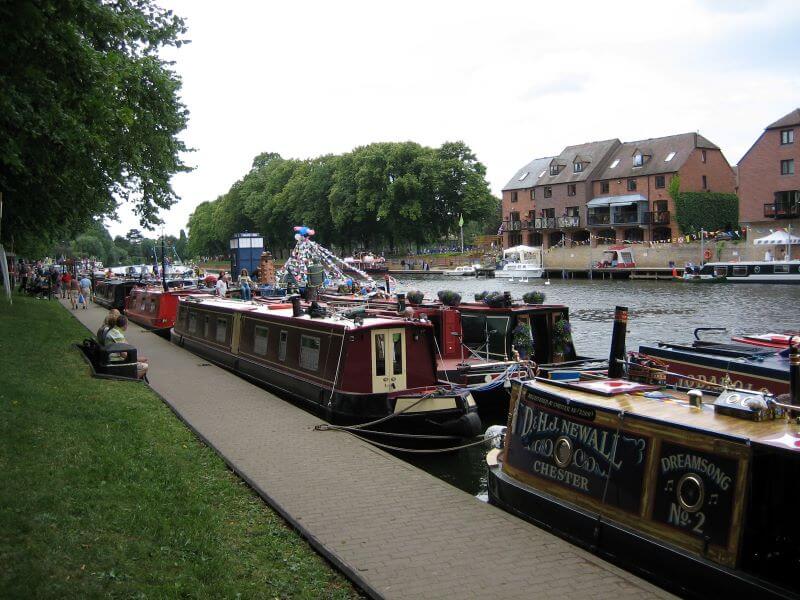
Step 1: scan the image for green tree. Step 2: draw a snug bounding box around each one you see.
[73,234,105,260]
[0,0,190,253]
[186,201,225,258]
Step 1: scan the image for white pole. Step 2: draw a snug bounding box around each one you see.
[700,228,705,264]
[789,224,792,261]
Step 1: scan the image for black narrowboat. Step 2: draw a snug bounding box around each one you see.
[487,352,800,599]
[93,279,139,311]
[698,260,800,284]
[172,296,481,438]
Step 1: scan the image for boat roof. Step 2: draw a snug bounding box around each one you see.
[522,380,800,453]
[181,296,433,331]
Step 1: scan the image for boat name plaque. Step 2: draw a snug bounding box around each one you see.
[508,390,648,513]
[652,442,738,547]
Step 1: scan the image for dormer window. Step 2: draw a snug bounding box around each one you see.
[665,151,676,162]
[518,171,529,181]
[549,164,559,176]
[573,162,583,173]
[633,153,644,167]
[609,159,620,169]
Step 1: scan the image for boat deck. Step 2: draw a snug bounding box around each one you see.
[63,299,672,599]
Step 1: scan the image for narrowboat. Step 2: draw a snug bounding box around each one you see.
[488,309,800,598]
[93,279,140,311]
[638,335,791,396]
[697,260,800,284]
[125,285,212,335]
[171,296,482,439]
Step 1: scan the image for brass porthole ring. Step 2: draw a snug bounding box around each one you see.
[677,473,705,513]
[553,436,573,468]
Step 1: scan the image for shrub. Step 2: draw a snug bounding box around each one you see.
[512,322,534,358]
[553,318,573,354]
[482,291,506,308]
[523,291,545,305]
[406,290,425,305]
[474,290,489,302]
[674,191,739,235]
[437,290,461,307]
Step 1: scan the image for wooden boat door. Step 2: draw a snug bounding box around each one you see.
[371,328,407,393]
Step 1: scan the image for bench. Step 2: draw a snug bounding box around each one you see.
[77,338,141,381]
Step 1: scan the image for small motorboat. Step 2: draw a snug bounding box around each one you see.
[441,264,479,277]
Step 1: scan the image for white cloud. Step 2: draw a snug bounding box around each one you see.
[107,0,800,240]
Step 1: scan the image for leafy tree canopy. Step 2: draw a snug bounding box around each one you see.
[187,142,499,257]
[0,0,190,254]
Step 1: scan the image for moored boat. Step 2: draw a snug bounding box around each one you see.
[487,342,800,598]
[171,296,482,439]
[441,265,479,276]
[697,260,800,284]
[495,245,544,280]
[93,279,140,311]
[125,285,212,334]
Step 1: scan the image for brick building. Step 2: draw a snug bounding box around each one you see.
[502,132,736,248]
[738,108,800,232]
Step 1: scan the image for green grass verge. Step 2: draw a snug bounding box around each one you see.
[0,295,360,598]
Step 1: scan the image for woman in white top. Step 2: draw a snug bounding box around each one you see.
[215,272,228,297]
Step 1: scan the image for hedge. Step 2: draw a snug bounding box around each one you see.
[674,192,739,235]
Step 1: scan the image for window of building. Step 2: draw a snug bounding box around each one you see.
[542,208,555,218]
[665,151,676,162]
[702,175,708,189]
[511,191,518,203]
[509,211,520,222]
[633,153,643,167]
[565,206,579,217]
[573,162,583,173]
[627,179,637,192]
[299,335,321,371]
[254,326,269,356]
[701,150,707,163]
[518,171,529,181]
[781,129,794,145]
[530,189,535,200]
[567,184,576,196]
[600,181,609,194]
[544,186,552,198]
[654,200,668,212]
[609,159,620,169]
[781,159,795,175]
[216,318,228,343]
[549,164,560,176]
[655,175,666,188]
[278,330,288,362]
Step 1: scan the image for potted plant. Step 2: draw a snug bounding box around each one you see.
[512,322,534,359]
[406,290,425,305]
[552,318,573,362]
[437,290,461,307]
[482,291,506,308]
[523,291,545,305]
[474,290,489,302]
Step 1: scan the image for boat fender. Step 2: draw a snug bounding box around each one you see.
[484,425,506,449]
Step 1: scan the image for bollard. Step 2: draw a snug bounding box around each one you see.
[607,306,628,379]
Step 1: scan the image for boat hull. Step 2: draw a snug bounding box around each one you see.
[495,268,543,279]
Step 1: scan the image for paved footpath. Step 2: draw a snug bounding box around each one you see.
[63,299,673,599]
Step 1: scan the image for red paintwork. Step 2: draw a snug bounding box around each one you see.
[731,334,799,349]
[660,359,789,396]
[126,286,211,330]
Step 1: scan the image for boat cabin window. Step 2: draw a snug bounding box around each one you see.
[254,326,269,356]
[375,333,386,376]
[140,298,146,311]
[732,266,748,277]
[299,335,321,371]
[392,332,403,375]
[774,264,789,274]
[216,318,228,343]
[278,330,288,362]
[203,315,210,337]
[150,299,156,313]
[713,266,728,277]
[188,312,197,334]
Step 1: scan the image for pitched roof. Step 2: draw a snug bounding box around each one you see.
[766,108,800,130]
[502,156,554,191]
[534,139,621,185]
[594,132,718,180]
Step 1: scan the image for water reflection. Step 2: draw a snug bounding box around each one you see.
[393,276,800,497]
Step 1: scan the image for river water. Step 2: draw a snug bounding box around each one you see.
[390,275,800,499]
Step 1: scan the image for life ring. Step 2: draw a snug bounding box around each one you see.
[703,249,712,260]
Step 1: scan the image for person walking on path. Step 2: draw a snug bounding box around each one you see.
[68,277,80,309]
[61,271,72,299]
[79,274,92,308]
[239,269,253,301]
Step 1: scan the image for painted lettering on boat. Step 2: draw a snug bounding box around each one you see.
[660,453,732,491]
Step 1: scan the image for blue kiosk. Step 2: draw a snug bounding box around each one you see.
[230,232,264,281]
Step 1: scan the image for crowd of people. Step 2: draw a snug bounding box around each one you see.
[12,260,94,307]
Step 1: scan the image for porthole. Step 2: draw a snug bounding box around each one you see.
[677,473,705,513]
[753,266,760,273]
[553,436,573,468]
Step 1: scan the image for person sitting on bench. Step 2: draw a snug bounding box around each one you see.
[97,309,121,345]
[105,315,149,379]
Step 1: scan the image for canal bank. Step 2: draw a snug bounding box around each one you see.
[62,298,671,599]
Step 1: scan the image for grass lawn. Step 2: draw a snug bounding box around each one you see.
[0,294,360,598]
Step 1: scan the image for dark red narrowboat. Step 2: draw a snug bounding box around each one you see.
[125,286,212,334]
[171,296,482,439]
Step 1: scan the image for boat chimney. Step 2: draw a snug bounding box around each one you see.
[290,295,302,317]
[791,338,800,407]
[607,306,628,378]
[384,275,391,293]
[503,291,512,307]
[397,293,406,313]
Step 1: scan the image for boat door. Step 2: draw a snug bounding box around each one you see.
[371,328,407,393]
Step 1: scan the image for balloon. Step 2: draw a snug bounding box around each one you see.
[294,233,302,241]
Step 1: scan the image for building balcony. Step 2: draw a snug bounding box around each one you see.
[503,219,523,231]
[764,202,800,219]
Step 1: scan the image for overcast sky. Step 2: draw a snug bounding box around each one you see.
[107,0,800,239]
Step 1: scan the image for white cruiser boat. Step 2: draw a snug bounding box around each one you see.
[442,264,480,277]
[495,245,544,279]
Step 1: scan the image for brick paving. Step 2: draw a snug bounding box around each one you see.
[64,299,673,599]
